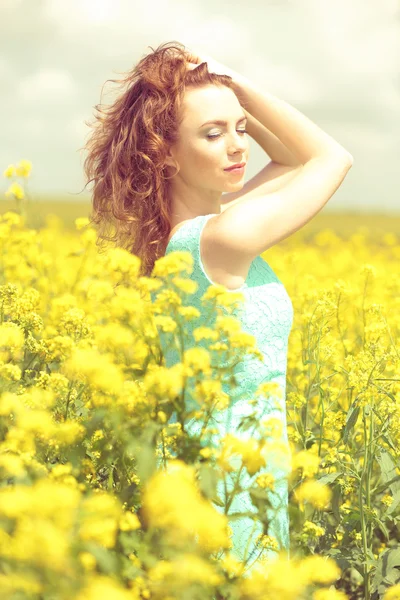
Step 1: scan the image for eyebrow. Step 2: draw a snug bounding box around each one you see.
[199,115,247,128]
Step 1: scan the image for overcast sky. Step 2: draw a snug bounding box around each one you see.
[1,0,399,213]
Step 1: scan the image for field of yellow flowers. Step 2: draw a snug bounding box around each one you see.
[0,161,399,600]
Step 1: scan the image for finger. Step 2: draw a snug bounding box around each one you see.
[186,61,200,71]
[185,48,203,64]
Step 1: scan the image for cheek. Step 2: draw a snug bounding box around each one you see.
[181,141,220,173]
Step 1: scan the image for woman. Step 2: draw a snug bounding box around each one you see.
[83,41,353,574]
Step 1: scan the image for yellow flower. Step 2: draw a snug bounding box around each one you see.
[0,480,81,571]
[75,217,90,230]
[3,164,17,178]
[241,439,267,475]
[287,391,307,408]
[0,453,26,477]
[381,494,393,507]
[0,362,22,381]
[119,510,141,532]
[78,552,97,571]
[313,588,349,600]
[257,381,284,399]
[0,322,25,361]
[0,211,22,226]
[350,530,362,541]
[141,459,230,552]
[173,276,198,295]
[361,263,377,278]
[53,421,86,445]
[298,555,340,585]
[5,182,25,200]
[62,346,124,396]
[148,554,223,587]
[220,552,245,578]
[302,520,325,537]
[261,416,284,438]
[295,480,332,510]
[0,571,42,594]
[15,160,32,178]
[218,434,267,476]
[157,410,167,423]
[74,575,134,600]
[182,346,212,376]
[79,492,122,548]
[199,447,214,459]
[291,449,320,478]
[384,584,400,600]
[256,533,280,552]
[256,473,275,490]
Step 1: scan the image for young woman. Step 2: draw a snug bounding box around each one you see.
[83,41,353,574]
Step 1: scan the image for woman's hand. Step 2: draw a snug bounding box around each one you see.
[184,48,250,107]
[185,48,244,84]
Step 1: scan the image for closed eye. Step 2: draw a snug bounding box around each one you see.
[207,129,247,140]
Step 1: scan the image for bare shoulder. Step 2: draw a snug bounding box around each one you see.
[220,161,304,213]
[207,153,353,264]
[201,214,253,291]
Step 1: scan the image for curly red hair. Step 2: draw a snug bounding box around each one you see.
[82,41,241,277]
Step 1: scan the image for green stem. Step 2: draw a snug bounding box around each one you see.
[336,291,348,356]
[361,273,369,347]
[225,464,245,513]
[360,410,371,600]
[366,410,374,544]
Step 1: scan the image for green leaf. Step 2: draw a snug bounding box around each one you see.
[198,463,219,502]
[374,515,390,541]
[371,545,400,595]
[318,472,342,486]
[386,547,400,571]
[228,511,259,522]
[381,433,398,453]
[387,489,400,516]
[332,484,341,522]
[343,404,360,444]
[209,494,225,508]
[377,451,400,495]
[325,548,351,572]
[374,474,400,496]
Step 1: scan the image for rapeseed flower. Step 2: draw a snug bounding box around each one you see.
[295,480,332,510]
[384,584,400,599]
[141,459,230,552]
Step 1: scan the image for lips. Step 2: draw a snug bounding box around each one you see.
[224,162,246,171]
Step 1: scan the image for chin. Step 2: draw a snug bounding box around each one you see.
[227,181,245,189]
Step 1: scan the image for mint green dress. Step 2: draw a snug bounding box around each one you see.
[153,214,294,573]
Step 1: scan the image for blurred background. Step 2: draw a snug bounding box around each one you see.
[1,0,399,233]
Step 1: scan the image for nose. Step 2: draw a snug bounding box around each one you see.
[227,131,247,154]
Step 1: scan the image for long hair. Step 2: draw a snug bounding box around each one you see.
[82,41,240,277]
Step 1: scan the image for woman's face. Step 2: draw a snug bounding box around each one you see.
[165,84,249,195]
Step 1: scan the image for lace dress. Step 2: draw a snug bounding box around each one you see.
[152,213,294,574]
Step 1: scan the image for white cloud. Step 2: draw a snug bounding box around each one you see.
[42,0,172,39]
[23,117,44,137]
[310,0,399,75]
[333,123,393,153]
[1,0,24,9]
[374,82,400,116]
[0,0,399,209]
[42,0,122,30]
[18,68,77,104]
[65,116,91,144]
[245,59,323,106]
[0,56,11,79]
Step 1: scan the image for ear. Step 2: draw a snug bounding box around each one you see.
[163,148,179,171]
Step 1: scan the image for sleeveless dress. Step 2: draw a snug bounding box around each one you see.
[152,213,294,574]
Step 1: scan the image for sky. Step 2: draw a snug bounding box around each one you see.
[1,0,399,213]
